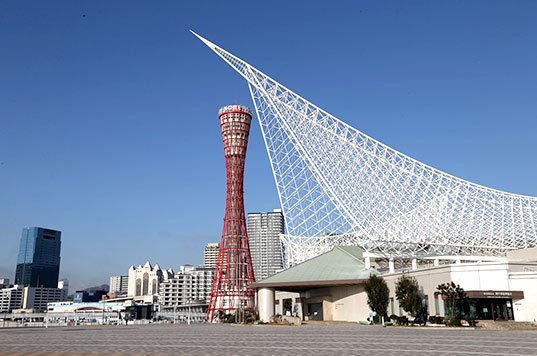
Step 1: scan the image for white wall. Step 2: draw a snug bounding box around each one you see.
[509,272,537,322]
[450,263,510,291]
[328,285,369,322]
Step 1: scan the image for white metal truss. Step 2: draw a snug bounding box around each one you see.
[192,31,537,266]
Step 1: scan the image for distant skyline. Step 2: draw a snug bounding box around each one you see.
[1,1,536,292]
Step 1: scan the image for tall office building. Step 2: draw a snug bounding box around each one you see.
[109,275,128,294]
[247,209,285,281]
[15,227,61,288]
[201,243,219,269]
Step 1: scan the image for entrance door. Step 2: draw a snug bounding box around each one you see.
[492,300,513,321]
[309,303,323,321]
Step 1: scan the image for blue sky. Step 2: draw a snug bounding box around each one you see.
[1,1,536,291]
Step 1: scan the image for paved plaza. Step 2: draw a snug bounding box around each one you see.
[0,323,537,356]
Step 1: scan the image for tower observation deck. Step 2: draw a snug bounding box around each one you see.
[192,31,537,266]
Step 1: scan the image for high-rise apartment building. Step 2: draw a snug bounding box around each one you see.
[201,243,219,269]
[247,209,285,281]
[110,275,128,294]
[15,227,62,288]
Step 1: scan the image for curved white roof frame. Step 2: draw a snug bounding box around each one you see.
[192,31,537,265]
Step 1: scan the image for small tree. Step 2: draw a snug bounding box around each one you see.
[363,275,390,319]
[436,282,466,320]
[395,274,422,316]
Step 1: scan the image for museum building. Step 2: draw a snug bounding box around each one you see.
[252,247,537,323]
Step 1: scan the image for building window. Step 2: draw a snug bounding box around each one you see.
[424,295,429,314]
[283,298,292,316]
[435,294,440,315]
[152,279,157,295]
[142,273,149,295]
[390,298,395,315]
[136,279,141,296]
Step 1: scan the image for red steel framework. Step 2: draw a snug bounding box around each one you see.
[207,104,256,322]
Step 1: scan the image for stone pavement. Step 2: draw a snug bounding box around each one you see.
[0,323,536,356]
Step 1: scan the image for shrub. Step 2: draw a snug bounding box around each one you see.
[428,315,445,324]
[392,315,408,326]
[447,318,461,327]
[466,318,478,327]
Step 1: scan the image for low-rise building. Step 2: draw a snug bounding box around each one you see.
[48,300,132,313]
[0,285,24,312]
[1,285,67,312]
[73,290,107,303]
[253,246,537,323]
[22,286,68,310]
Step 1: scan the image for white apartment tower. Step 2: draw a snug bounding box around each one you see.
[201,243,219,269]
[247,209,285,281]
[109,275,128,294]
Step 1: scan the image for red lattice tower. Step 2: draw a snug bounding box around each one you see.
[207,104,256,322]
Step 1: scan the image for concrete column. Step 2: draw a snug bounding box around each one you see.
[433,259,439,267]
[258,287,275,323]
[365,256,371,269]
[411,258,418,270]
[389,258,395,273]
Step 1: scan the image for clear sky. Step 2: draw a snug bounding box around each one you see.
[1,1,536,292]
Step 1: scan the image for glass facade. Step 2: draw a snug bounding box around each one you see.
[445,298,515,321]
[15,227,61,288]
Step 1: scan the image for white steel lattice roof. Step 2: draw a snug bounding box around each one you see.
[192,31,537,265]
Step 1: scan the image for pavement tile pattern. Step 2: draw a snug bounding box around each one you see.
[0,324,537,356]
